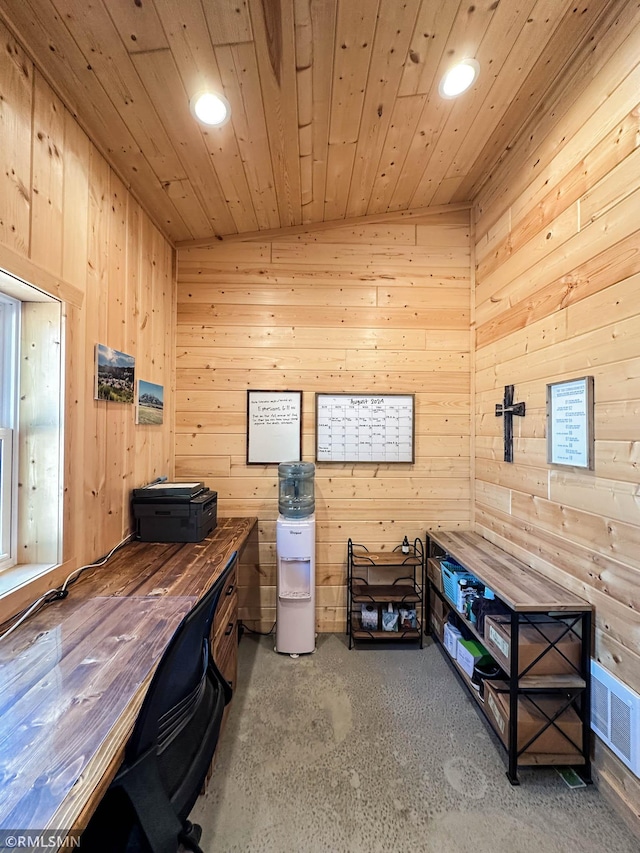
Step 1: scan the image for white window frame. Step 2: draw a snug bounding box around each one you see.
[0,428,14,565]
[0,271,63,592]
[0,292,19,570]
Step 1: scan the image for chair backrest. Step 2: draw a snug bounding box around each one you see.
[126,551,237,761]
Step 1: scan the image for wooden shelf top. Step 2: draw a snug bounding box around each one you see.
[351,547,421,568]
[518,752,586,767]
[518,674,587,691]
[427,530,592,613]
[351,626,421,641]
[351,583,420,603]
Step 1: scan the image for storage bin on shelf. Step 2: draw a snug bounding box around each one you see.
[485,680,583,756]
[456,638,491,678]
[427,555,444,593]
[443,622,462,658]
[441,559,476,606]
[483,614,582,677]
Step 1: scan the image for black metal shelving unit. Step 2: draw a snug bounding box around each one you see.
[426,530,592,786]
[347,538,425,649]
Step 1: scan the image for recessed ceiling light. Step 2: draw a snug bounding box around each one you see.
[438,59,480,99]
[190,91,231,127]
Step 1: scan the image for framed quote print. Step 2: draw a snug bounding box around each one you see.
[546,376,594,469]
[246,390,302,464]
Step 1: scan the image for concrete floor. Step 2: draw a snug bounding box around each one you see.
[191,633,639,853]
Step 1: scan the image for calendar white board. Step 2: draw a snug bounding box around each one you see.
[315,394,415,463]
[247,390,302,464]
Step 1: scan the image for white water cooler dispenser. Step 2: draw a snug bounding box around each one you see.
[275,461,316,656]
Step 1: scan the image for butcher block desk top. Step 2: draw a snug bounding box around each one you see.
[0,517,257,843]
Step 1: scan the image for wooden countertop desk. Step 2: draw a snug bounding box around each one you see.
[0,517,258,845]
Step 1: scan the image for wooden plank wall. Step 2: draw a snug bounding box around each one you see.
[175,210,472,631]
[0,18,175,623]
[473,9,640,829]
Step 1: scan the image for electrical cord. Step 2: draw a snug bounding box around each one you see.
[241,622,276,637]
[60,533,134,594]
[0,533,134,643]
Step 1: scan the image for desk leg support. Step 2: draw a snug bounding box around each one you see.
[580,609,593,784]
[421,553,425,648]
[507,611,520,786]
[425,577,431,640]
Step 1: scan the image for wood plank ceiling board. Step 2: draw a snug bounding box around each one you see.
[295,0,338,224]
[204,0,254,46]
[440,0,572,198]
[45,0,184,180]
[103,0,170,54]
[0,0,623,244]
[344,0,422,218]
[325,0,380,221]
[387,0,502,213]
[455,0,625,207]
[153,0,274,232]
[248,0,302,227]
[216,42,281,230]
[398,0,461,98]
[153,0,225,94]
[366,92,426,215]
[131,48,238,235]
[150,2,261,233]
[412,0,542,207]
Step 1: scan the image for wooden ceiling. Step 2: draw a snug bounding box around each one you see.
[0,0,617,245]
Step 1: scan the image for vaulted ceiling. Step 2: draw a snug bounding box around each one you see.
[0,0,617,245]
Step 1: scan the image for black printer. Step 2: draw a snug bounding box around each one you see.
[132,481,217,543]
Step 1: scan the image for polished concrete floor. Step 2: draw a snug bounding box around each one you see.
[192,633,639,853]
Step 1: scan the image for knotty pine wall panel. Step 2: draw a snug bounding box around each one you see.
[473,11,640,829]
[176,210,472,632]
[0,17,175,623]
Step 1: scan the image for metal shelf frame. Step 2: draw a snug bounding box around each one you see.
[347,538,425,649]
[426,532,592,786]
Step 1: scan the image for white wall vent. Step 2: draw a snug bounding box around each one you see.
[591,659,640,778]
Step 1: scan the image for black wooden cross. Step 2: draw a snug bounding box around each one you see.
[495,385,526,463]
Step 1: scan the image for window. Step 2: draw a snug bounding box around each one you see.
[0,292,19,570]
[0,273,63,582]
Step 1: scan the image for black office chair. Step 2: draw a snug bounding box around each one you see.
[81,552,237,853]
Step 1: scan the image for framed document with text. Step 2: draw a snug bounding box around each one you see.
[546,376,594,469]
[247,390,302,464]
